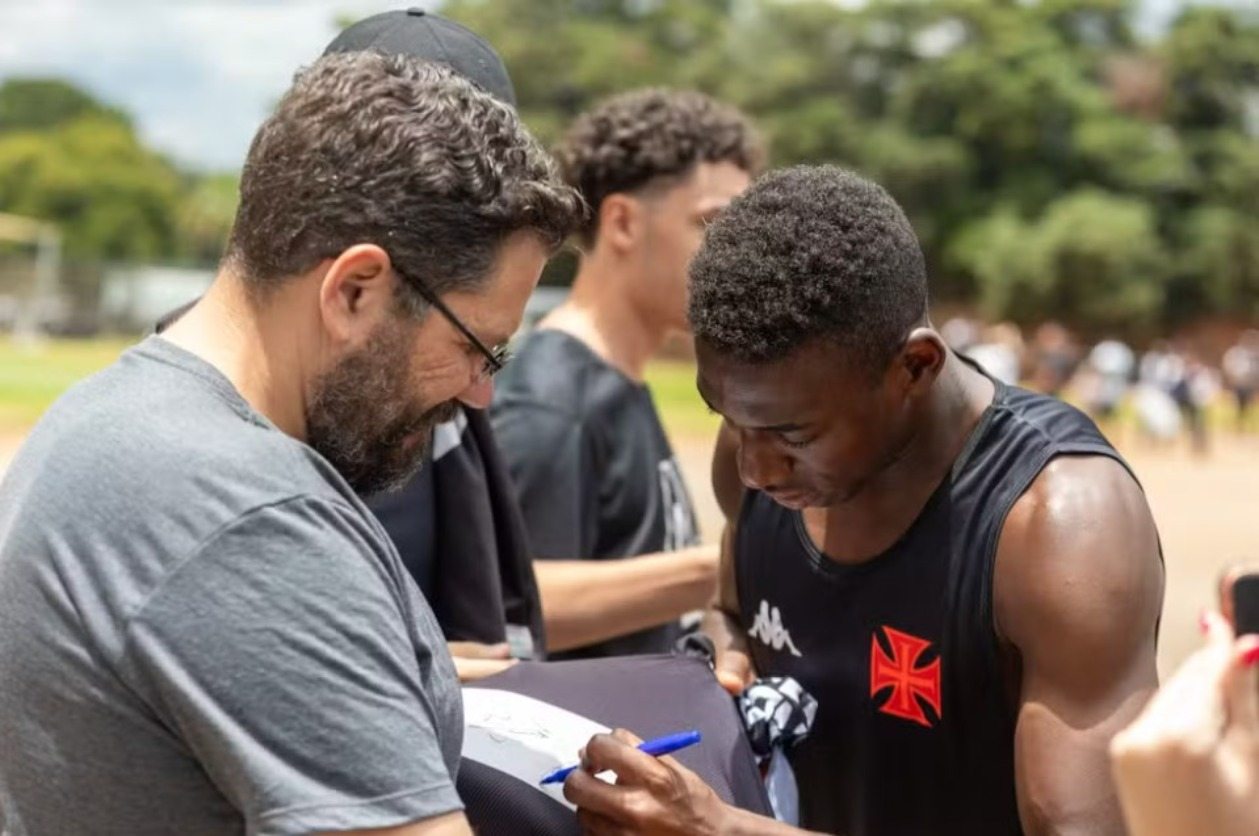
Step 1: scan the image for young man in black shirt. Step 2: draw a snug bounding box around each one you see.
[564,167,1165,835]
[491,90,763,658]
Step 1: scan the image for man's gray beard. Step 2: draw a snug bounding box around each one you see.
[305,322,458,496]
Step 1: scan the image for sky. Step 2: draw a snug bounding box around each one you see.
[0,0,434,171]
[0,0,1246,174]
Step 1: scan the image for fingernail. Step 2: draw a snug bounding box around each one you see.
[1199,609,1210,634]
[1241,644,1259,667]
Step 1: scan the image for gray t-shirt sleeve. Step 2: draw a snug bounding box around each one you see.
[117,495,462,835]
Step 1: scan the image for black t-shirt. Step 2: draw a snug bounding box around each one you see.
[366,410,547,659]
[491,330,699,660]
[368,450,438,599]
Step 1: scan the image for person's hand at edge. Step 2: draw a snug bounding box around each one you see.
[1110,610,1259,836]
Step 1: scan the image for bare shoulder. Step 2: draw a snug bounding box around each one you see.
[994,454,1164,688]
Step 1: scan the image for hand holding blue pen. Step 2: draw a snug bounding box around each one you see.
[539,729,702,785]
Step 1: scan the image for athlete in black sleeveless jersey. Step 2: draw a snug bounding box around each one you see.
[565,166,1164,836]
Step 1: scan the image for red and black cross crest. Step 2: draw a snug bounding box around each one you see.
[869,625,942,728]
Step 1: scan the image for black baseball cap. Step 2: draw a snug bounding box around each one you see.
[323,7,516,106]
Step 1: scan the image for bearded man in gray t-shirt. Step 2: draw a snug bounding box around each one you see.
[0,50,580,836]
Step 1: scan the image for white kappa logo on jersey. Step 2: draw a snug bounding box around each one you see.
[749,600,802,657]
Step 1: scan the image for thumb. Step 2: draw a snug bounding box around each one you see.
[714,651,752,696]
[716,669,748,696]
[1223,636,1259,741]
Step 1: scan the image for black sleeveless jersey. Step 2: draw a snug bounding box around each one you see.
[734,378,1132,835]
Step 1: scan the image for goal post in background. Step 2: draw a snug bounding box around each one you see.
[0,212,62,347]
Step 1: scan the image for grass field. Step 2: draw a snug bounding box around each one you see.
[0,336,1256,677]
[0,336,720,437]
[0,337,134,432]
[0,335,1244,445]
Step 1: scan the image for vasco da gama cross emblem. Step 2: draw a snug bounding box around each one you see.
[870,625,942,728]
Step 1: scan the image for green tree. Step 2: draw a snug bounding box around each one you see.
[175,174,238,265]
[0,115,182,260]
[1034,189,1167,334]
[954,190,1166,335]
[1162,6,1259,133]
[0,78,129,133]
[0,77,188,262]
[949,208,1044,323]
[340,0,1259,330]
[437,0,734,144]
[1179,205,1259,320]
[0,77,239,266]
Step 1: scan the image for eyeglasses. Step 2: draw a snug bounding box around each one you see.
[396,268,509,382]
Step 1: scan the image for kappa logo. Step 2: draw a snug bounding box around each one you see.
[748,600,802,657]
[870,625,942,728]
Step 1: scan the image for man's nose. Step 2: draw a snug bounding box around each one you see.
[737,433,790,492]
[457,377,495,411]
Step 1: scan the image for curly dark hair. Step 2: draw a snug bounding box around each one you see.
[688,165,928,376]
[556,88,763,245]
[226,52,584,307]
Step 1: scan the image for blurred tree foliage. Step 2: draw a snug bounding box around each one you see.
[441,0,1258,335]
[1,1,1256,337]
[0,78,234,263]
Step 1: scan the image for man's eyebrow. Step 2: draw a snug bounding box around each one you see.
[754,421,807,433]
[697,387,807,433]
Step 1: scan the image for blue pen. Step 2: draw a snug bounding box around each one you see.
[539,729,702,785]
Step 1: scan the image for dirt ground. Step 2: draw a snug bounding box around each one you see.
[1,429,1254,678]
[671,430,1259,679]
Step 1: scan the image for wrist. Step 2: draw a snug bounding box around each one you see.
[716,804,767,836]
[719,803,814,835]
[710,799,740,835]
[685,543,720,577]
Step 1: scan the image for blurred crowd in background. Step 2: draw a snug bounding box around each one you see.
[945,317,1259,451]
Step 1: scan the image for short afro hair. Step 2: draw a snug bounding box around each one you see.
[688,165,928,376]
[556,88,763,245]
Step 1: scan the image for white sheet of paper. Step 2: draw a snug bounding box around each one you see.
[461,688,612,810]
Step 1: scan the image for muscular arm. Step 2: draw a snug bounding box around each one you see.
[995,455,1165,835]
[700,421,756,694]
[535,546,718,652]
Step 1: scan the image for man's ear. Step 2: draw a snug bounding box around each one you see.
[898,329,947,394]
[318,244,397,346]
[595,193,643,255]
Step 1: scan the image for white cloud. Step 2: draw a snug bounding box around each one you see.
[0,0,421,171]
